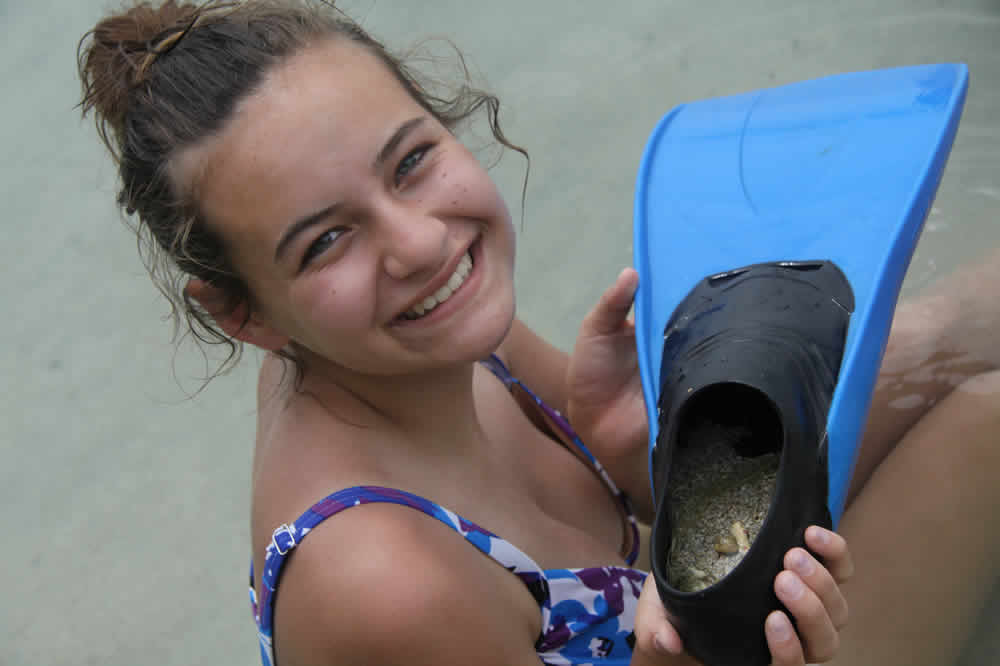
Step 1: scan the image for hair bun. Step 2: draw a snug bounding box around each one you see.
[77,0,204,154]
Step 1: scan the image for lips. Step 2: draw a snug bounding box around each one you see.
[394,242,477,323]
[400,250,473,319]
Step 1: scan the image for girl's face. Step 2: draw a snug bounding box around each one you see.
[184,38,517,376]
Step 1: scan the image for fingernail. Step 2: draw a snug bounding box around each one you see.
[780,573,804,600]
[809,526,831,545]
[792,550,815,576]
[768,613,793,641]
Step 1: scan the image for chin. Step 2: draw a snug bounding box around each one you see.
[467,315,517,364]
[450,293,516,364]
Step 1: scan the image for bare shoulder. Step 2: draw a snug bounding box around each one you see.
[271,502,544,666]
[250,355,384,569]
[251,353,385,490]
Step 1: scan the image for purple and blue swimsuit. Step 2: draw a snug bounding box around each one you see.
[249,355,648,665]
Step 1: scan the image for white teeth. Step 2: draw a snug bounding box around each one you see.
[403,250,473,320]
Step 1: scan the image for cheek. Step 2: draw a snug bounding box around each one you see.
[449,161,514,232]
[487,185,516,265]
[287,266,377,341]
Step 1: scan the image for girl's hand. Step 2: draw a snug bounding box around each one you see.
[632,572,691,665]
[766,526,853,664]
[567,268,647,479]
[633,526,853,666]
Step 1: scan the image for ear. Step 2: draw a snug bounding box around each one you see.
[184,278,290,353]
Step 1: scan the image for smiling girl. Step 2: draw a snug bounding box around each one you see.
[78,2,1000,665]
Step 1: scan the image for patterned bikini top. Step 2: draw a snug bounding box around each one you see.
[249,355,647,666]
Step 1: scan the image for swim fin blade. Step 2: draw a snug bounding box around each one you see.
[633,64,968,666]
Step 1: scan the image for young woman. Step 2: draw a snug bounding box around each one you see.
[78,2,1000,665]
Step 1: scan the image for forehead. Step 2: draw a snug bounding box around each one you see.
[182,38,427,237]
[249,37,418,123]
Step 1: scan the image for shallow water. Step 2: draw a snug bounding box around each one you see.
[2,1,997,664]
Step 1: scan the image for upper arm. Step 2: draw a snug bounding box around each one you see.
[271,503,543,666]
[498,318,571,415]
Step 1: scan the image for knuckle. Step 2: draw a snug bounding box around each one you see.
[815,569,840,599]
[791,590,827,626]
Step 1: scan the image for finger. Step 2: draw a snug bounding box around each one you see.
[765,611,805,666]
[785,547,849,629]
[633,574,684,658]
[805,526,855,583]
[582,267,639,336]
[775,571,839,663]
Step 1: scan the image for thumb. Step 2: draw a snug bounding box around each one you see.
[633,573,685,661]
[581,267,639,337]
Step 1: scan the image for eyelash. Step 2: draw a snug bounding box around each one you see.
[395,144,432,186]
[301,228,344,269]
[299,144,434,269]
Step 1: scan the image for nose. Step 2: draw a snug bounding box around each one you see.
[376,201,449,281]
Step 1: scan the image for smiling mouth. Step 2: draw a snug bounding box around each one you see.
[399,249,474,320]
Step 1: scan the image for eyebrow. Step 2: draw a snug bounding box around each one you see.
[273,203,339,264]
[272,117,426,265]
[373,117,426,170]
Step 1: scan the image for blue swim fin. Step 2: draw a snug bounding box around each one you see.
[633,64,968,666]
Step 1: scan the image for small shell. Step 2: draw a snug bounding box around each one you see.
[688,567,708,580]
[714,535,739,554]
[731,521,751,551]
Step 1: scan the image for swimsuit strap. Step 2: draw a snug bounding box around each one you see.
[250,485,647,666]
[481,354,640,565]
[249,355,644,666]
[251,485,547,666]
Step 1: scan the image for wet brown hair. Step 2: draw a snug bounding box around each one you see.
[78,0,525,384]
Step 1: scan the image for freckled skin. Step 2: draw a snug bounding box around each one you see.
[184,38,517,378]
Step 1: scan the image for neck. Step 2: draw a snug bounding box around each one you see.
[295,351,490,457]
